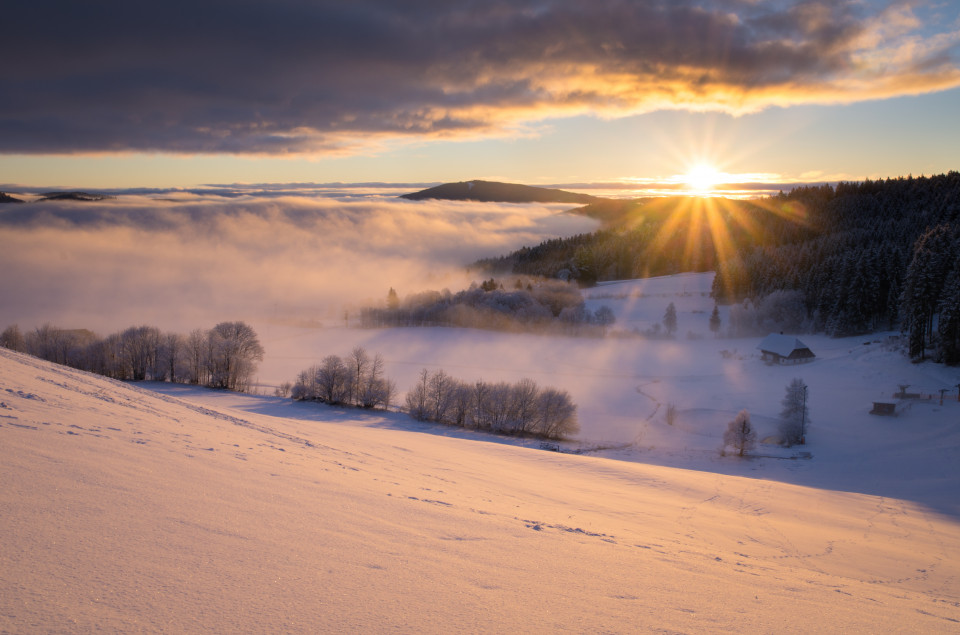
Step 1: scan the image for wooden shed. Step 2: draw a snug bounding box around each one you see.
[757,334,815,364]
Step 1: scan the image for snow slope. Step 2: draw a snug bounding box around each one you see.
[250,272,960,518]
[2,346,959,632]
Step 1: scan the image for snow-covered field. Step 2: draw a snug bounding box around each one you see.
[2,272,959,631]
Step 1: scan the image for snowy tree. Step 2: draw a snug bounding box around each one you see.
[316,354,350,404]
[405,369,430,421]
[0,325,26,352]
[900,225,956,359]
[723,410,756,457]
[184,328,209,385]
[594,305,615,333]
[663,302,677,337]
[779,378,809,446]
[205,321,264,392]
[937,261,960,364]
[387,287,400,310]
[427,369,454,423]
[709,306,721,337]
[359,353,393,409]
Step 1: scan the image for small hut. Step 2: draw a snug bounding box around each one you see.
[757,334,815,365]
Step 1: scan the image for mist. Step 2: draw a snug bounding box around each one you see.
[0,192,597,334]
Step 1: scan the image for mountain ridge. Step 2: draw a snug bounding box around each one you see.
[400,179,602,204]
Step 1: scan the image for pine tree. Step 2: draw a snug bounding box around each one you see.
[779,378,809,446]
[663,302,678,337]
[709,305,721,336]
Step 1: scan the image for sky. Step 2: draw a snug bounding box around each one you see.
[2,0,959,194]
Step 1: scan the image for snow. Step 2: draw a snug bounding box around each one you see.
[2,272,960,631]
[756,333,813,358]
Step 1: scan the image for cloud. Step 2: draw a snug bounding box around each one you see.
[0,192,597,332]
[1,0,957,155]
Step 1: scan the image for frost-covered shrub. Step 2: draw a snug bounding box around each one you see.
[403,368,579,439]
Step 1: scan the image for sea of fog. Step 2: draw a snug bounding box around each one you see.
[0,187,598,332]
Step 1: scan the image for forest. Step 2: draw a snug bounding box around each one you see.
[360,278,615,334]
[476,172,960,362]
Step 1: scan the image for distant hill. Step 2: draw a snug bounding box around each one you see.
[38,191,115,202]
[400,180,601,204]
[0,192,24,203]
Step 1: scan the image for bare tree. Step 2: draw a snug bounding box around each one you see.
[428,369,454,423]
[723,410,757,457]
[184,329,209,385]
[0,325,26,352]
[359,353,393,409]
[405,368,430,420]
[120,325,162,381]
[536,387,579,439]
[509,378,541,434]
[348,346,370,406]
[206,321,264,392]
[316,354,350,404]
[449,380,474,426]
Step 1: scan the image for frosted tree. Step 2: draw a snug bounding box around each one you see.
[594,305,615,332]
[779,378,809,446]
[0,324,26,352]
[316,354,350,404]
[405,368,430,421]
[723,410,756,457]
[663,302,677,337]
[709,305,721,337]
[205,321,264,392]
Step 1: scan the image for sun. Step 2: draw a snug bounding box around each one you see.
[683,163,723,194]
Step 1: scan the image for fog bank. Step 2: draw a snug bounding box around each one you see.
[0,193,596,333]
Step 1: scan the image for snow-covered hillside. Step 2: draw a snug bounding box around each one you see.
[2,343,959,631]
[251,273,960,517]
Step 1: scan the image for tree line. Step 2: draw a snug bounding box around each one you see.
[405,368,579,440]
[290,346,395,409]
[711,173,960,361]
[289,348,580,440]
[0,321,265,392]
[360,278,615,334]
[470,171,960,362]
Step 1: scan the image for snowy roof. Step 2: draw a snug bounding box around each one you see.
[757,333,813,357]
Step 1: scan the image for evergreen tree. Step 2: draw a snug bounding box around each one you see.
[779,378,809,446]
[709,305,721,337]
[663,302,678,337]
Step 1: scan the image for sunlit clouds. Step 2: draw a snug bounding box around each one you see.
[0,0,957,157]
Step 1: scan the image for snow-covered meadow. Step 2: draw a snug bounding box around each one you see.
[2,339,959,632]
[249,272,960,517]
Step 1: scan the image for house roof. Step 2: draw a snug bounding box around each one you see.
[757,333,814,357]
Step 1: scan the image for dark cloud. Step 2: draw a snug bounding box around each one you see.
[2,0,957,154]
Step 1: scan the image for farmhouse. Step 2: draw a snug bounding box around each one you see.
[757,333,815,364]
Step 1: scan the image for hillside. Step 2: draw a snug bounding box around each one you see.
[38,191,115,202]
[4,274,960,629]
[0,191,23,203]
[400,179,601,204]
